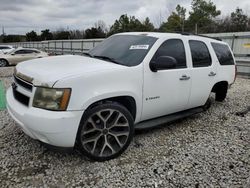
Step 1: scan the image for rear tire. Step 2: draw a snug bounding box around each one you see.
[215,86,228,102]
[0,59,8,67]
[77,102,134,161]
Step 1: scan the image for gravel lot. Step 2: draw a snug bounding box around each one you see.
[0,67,250,187]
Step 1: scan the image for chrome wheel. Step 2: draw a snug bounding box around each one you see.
[81,109,130,158]
[0,59,7,67]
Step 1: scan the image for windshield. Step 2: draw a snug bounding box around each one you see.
[6,49,15,54]
[88,35,157,66]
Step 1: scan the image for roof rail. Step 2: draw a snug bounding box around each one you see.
[175,32,222,41]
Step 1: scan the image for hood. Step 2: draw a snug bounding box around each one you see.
[16,55,124,87]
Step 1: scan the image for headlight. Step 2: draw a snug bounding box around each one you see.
[33,87,71,111]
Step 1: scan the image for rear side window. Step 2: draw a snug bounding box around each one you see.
[189,40,212,67]
[151,39,186,68]
[211,43,234,65]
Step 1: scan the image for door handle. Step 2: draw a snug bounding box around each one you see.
[179,75,190,81]
[208,71,216,77]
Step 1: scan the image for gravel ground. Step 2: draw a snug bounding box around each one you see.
[0,67,250,188]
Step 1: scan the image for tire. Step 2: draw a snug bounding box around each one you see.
[202,98,211,111]
[0,59,8,67]
[215,86,228,102]
[76,102,134,161]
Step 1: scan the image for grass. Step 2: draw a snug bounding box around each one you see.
[0,81,6,110]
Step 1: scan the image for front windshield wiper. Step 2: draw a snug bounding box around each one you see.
[93,55,122,65]
[82,52,93,57]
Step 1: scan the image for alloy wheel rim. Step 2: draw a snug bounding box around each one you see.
[81,109,130,157]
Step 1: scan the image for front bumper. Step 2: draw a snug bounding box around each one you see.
[6,88,83,147]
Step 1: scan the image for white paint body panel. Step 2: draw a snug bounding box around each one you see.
[6,32,236,147]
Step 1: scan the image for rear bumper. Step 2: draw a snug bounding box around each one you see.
[6,88,83,147]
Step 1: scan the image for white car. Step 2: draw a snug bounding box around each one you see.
[0,48,48,67]
[6,32,236,161]
[0,45,15,54]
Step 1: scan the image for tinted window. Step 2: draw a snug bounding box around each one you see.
[211,43,234,65]
[89,35,157,67]
[25,50,38,54]
[15,49,35,54]
[151,39,186,68]
[189,40,212,67]
[0,46,10,49]
[14,50,26,54]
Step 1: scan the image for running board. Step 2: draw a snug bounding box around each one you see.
[135,107,204,130]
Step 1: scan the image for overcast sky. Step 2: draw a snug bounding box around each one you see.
[1,0,250,35]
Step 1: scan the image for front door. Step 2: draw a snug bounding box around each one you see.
[142,38,191,121]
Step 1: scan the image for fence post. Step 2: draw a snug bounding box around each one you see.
[62,41,64,55]
[71,41,73,54]
[55,41,56,55]
[81,40,83,53]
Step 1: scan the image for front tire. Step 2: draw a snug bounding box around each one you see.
[77,102,134,161]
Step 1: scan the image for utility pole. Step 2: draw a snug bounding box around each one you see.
[2,26,5,36]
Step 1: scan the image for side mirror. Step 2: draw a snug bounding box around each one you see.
[11,53,15,55]
[150,56,177,72]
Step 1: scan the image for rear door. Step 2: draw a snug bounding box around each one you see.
[142,38,192,121]
[187,40,217,108]
[11,49,37,64]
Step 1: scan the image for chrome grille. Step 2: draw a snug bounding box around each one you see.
[14,75,33,91]
[12,74,33,107]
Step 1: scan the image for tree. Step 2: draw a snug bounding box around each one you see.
[40,29,53,40]
[108,14,154,36]
[53,30,71,40]
[95,20,108,33]
[70,30,85,39]
[85,27,106,39]
[186,0,221,33]
[176,5,186,32]
[159,4,186,32]
[141,17,155,31]
[26,30,39,41]
[159,13,182,32]
[230,8,248,32]
[2,35,24,43]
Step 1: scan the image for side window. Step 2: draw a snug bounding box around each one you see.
[23,50,34,54]
[189,40,212,67]
[151,39,187,69]
[0,46,10,49]
[211,43,234,65]
[14,50,25,54]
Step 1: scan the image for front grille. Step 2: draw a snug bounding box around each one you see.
[14,75,33,91]
[13,88,30,106]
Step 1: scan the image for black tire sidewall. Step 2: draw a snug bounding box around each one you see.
[216,88,227,102]
[76,102,134,161]
[0,59,8,67]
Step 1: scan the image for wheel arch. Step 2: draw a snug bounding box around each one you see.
[86,95,137,121]
[211,81,228,93]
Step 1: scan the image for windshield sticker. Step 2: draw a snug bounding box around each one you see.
[129,45,149,50]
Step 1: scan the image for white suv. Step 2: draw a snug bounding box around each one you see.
[6,32,236,161]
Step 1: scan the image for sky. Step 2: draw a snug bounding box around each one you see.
[0,0,250,35]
